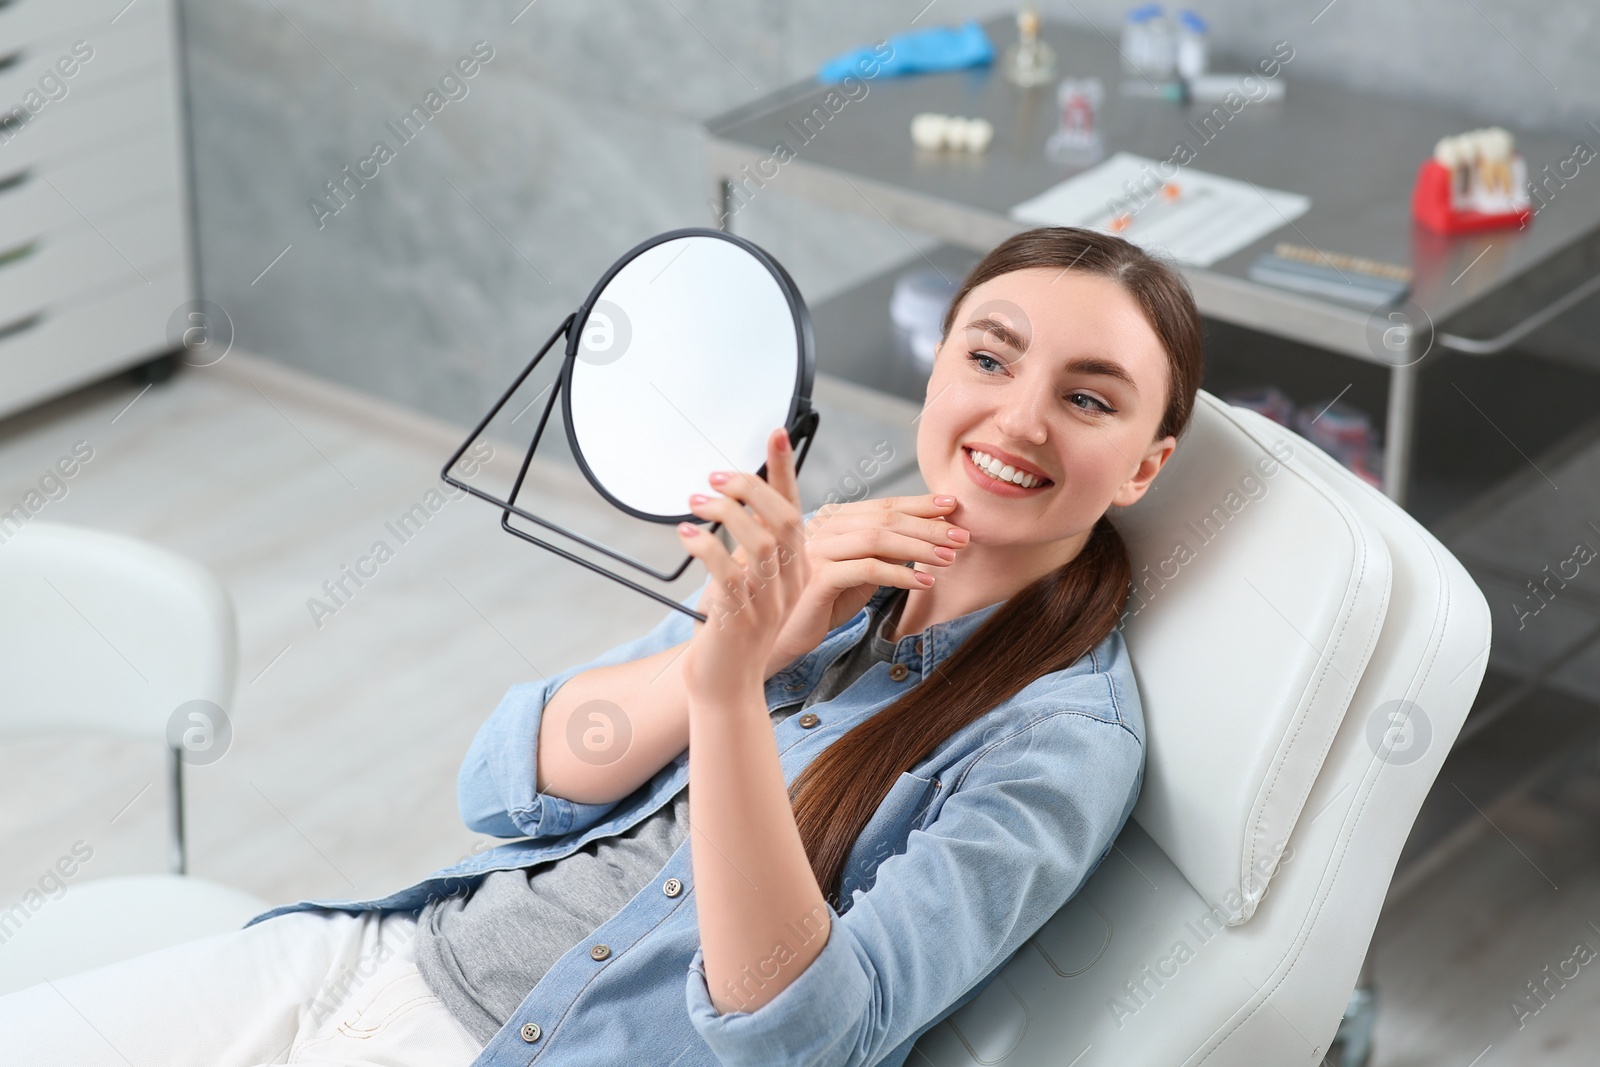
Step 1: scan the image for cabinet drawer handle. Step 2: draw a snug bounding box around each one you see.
[0,239,37,270]
[0,312,43,344]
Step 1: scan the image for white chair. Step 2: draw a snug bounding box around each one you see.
[909,390,1492,1066]
[0,523,270,996]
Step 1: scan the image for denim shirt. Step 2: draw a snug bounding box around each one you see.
[245,523,1147,1067]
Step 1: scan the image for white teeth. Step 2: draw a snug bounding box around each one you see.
[967,448,1046,489]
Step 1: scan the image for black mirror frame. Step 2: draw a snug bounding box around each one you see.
[439,227,822,624]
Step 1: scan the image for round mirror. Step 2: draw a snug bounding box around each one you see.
[562,228,814,521]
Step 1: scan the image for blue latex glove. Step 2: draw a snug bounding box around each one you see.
[817,20,994,84]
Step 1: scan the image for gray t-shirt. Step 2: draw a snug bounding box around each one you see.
[414,586,909,1045]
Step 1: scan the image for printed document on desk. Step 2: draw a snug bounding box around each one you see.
[1009,152,1311,268]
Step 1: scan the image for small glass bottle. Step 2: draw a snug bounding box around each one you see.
[1120,4,1161,75]
[1003,6,1058,87]
[1140,7,1175,80]
[1175,10,1208,81]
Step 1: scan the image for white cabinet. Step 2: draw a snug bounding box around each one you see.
[0,0,195,420]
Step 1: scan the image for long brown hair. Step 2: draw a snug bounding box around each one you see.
[787,227,1205,910]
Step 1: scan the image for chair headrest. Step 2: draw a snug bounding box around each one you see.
[1109,391,1392,925]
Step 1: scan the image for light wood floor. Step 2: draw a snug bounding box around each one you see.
[0,356,1597,1065]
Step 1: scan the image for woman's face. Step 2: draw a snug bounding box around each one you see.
[917,267,1178,547]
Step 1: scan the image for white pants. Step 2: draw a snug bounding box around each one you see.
[0,909,485,1066]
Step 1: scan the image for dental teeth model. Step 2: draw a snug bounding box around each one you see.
[911,113,995,153]
[1432,126,1527,215]
[1412,124,1531,233]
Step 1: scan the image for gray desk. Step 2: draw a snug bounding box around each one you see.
[705,15,1600,507]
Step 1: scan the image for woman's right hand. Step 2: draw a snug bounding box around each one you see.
[754,494,969,680]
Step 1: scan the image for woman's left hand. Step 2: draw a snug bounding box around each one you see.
[677,426,810,704]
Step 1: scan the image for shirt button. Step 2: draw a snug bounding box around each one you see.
[590,943,612,961]
[663,877,683,897]
[914,639,923,654]
[521,1022,541,1043]
[889,663,910,681]
[798,712,820,728]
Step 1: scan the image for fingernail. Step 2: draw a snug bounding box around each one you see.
[947,528,970,543]
[689,493,710,505]
[777,430,791,451]
[934,495,956,506]
[708,471,729,485]
[916,571,935,585]
[678,522,700,536]
[935,546,956,561]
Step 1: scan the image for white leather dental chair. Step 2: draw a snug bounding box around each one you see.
[908,389,1492,1066]
[0,523,270,996]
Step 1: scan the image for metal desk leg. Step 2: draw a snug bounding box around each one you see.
[1383,360,1419,508]
[167,745,186,875]
[1329,949,1378,1066]
[714,177,734,233]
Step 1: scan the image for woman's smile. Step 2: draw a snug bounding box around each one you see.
[960,445,1055,497]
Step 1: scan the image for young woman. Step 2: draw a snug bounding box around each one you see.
[0,227,1202,1067]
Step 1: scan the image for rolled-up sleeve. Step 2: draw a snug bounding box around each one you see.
[684,707,1145,1067]
[456,575,710,839]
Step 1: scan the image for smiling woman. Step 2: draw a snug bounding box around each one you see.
[784,226,1205,923]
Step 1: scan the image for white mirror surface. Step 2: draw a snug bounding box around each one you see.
[566,234,801,519]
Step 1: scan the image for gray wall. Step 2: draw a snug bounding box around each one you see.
[183,0,1600,427]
